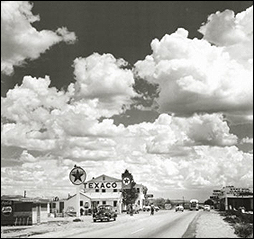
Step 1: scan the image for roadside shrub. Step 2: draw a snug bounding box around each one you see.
[234,223,253,238]
[224,214,241,224]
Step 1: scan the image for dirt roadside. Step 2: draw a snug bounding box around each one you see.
[190,210,239,238]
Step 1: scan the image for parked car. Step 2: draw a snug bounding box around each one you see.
[175,204,184,212]
[203,205,211,211]
[143,205,151,211]
[93,205,117,222]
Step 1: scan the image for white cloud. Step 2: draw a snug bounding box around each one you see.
[134,6,253,124]
[2,76,238,153]
[72,53,138,118]
[1,110,252,198]
[1,5,252,199]
[198,6,253,47]
[1,1,77,75]
[240,137,253,144]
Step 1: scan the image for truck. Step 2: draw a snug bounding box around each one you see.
[189,199,199,211]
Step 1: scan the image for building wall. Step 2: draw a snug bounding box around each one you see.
[64,193,91,215]
[1,200,50,226]
[63,174,147,215]
[83,175,123,213]
[32,203,48,224]
[133,184,145,210]
[220,197,253,211]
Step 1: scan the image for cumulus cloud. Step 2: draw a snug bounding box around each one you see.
[198,6,253,47]
[1,73,239,155]
[1,143,252,198]
[1,1,77,75]
[72,53,138,118]
[134,6,253,124]
[1,4,252,198]
[240,136,253,144]
[1,155,75,198]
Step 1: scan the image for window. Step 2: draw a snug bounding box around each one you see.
[113,201,117,207]
[80,201,83,206]
[103,176,105,180]
[95,189,99,192]
[113,189,117,192]
[137,188,140,193]
[102,201,106,205]
[102,189,106,193]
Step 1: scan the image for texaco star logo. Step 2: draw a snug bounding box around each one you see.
[123,177,131,185]
[69,167,86,185]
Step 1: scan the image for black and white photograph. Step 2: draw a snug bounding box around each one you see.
[1,1,253,238]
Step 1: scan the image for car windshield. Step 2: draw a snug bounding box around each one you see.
[98,205,112,211]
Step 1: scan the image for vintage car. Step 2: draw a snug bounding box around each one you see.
[93,205,117,222]
[143,205,151,211]
[154,206,160,212]
[175,204,184,212]
[203,205,211,211]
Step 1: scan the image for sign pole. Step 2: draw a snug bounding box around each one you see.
[69,165,86,219]
[76,186,80,218]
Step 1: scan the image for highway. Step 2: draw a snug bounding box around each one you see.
[64,210,199,238]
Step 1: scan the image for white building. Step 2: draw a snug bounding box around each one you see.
[64,174,146,214]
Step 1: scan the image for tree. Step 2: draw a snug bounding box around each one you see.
[121,170,139,209]
[204,199,215,206]
[122,182,139,206]
[154,198,166,208]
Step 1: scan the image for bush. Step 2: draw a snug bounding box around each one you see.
[224,214,241,224]
[234,223,253,238]
[220,210,253,238]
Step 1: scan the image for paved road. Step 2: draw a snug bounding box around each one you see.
[64,210,199,238]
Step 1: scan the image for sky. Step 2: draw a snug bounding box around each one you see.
[1,1,253,202]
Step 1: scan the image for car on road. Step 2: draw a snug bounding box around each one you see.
[175,204,184,212]
[203,205,211,211]
[93,205,117,222]
[154,206,160,212]
[143,205,151,211]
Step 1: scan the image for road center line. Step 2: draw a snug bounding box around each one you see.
[131,228,144,234]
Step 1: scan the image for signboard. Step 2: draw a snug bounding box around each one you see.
[84,182,118,189]
[69,166,86,185]
[1,200,14,226]
[121,169,133,189]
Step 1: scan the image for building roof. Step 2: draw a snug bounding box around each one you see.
[1,196,50,203]
[66,192,92,201]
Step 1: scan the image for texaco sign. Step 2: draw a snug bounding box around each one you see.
[69,166,86,185]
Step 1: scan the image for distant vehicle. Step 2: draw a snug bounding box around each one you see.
[203,205,211,211]
[164,203,172,210]
[143,205,151,211]
[93,205,117,222]
[175,204,184,212]
[154,206,160,212]
[189,199,199,211]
